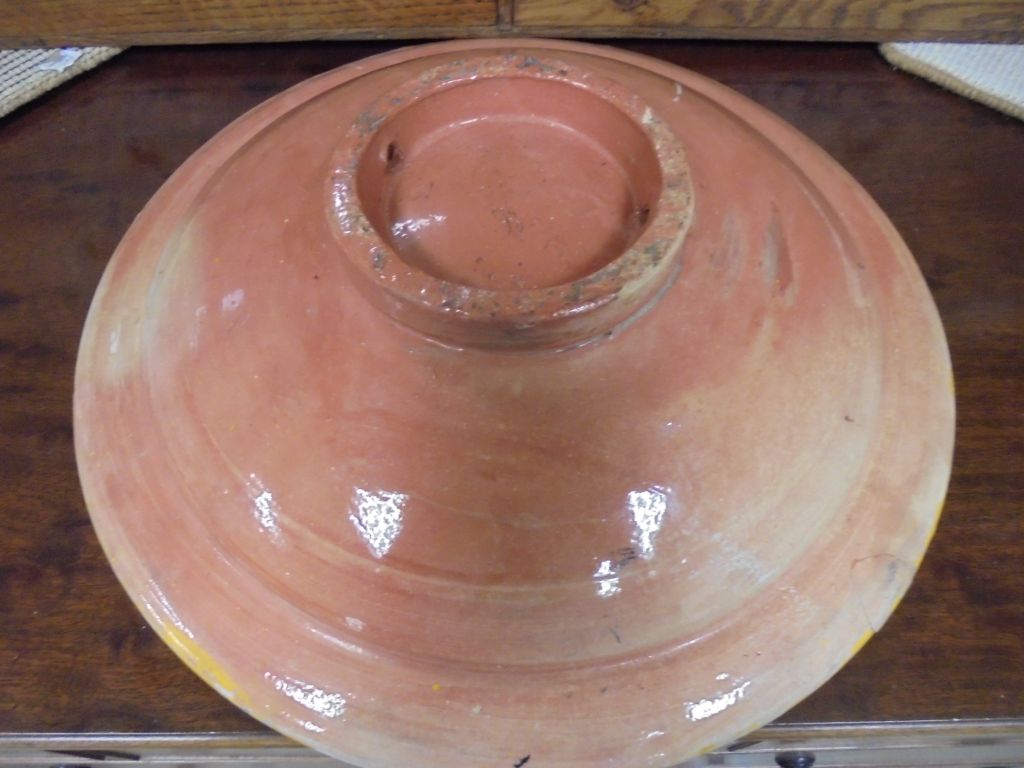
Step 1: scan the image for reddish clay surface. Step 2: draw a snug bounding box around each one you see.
[359,76,661,291]
[74,42,954,768]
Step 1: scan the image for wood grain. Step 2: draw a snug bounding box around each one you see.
[0,0,497,47]
[0,41,1021,737]
[513,0,1024,41]
[0,0,1021,45]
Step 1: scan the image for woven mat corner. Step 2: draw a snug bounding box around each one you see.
[0,46,121,119]
[881,42,1024,122]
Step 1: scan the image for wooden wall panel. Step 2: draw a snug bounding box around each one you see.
[512,0,1024,42]
[0,0,498,47]
[0,0,1020,49]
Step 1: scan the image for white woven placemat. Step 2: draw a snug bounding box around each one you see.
[0,46,121,119]
[882,42,1024,121]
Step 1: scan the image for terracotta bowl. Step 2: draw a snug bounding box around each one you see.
[74,40,955,768]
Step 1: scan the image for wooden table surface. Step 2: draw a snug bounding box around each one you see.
[0,40,1021,738]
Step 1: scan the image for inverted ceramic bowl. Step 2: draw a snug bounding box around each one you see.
[74,40,955,768]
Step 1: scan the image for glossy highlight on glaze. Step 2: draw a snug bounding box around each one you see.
[348,488,407,559]
[74,42,955,768]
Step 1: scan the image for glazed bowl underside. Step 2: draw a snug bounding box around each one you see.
[74,41,954,768]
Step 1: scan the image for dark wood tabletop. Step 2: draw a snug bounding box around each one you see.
[0,40,1021,738]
